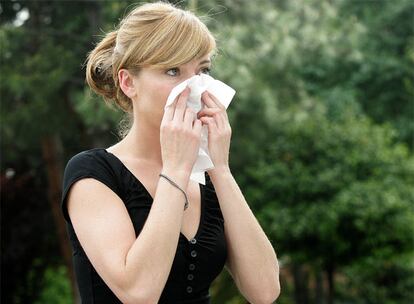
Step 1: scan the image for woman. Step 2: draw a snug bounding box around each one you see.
[61,2,280,303]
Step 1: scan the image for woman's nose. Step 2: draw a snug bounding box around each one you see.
[188,72,199,78]
[186,69,202,78]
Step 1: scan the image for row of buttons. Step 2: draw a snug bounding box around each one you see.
[186,237,197,294]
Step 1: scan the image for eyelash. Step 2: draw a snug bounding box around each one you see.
[166,67,211,77]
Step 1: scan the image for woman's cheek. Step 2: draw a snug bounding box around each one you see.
[160,83,178,107]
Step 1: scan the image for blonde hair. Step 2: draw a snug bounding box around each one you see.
[84,1,217,138]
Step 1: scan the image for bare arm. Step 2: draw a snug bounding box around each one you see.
[67,83,201,303]
[67,167,190,304]
[210,168,280,304]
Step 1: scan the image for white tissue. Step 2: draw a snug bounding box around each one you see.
[164,74,236,185]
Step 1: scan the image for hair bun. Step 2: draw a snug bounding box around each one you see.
[95,64,103,75]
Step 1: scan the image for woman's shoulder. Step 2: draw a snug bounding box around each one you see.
[63,148,122,191]
[63,148,118,174]
[61,147,123,223]
[65,147,106,164]
[62,147,123,195]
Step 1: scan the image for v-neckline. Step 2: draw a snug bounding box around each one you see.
[101,148,204,243]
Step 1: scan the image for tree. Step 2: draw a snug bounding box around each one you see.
[246,108,414,303]
[1,0,412,303]
[1,1,133,302]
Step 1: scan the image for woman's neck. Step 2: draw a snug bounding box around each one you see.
[114,119,163,167]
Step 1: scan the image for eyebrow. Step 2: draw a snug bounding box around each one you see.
[199,60,211,65]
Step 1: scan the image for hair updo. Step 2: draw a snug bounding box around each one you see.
[84,1,217,138]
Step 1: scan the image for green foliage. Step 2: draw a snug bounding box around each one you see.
[33,265,73,304]
[245,108,414,302]
[1,0,413,303]
[339,253,414,304]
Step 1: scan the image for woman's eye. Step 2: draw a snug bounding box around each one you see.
[200,67,211,75]
[166,68,179,76]
[165,67,212,77]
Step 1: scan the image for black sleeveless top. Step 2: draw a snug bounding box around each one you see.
[60,148,227,303]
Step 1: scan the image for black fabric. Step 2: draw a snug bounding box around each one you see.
[61,148,227,304]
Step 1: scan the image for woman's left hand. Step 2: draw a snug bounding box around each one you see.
[197,91,232,175]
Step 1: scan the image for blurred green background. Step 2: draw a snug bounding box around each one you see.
[1,0,413,303]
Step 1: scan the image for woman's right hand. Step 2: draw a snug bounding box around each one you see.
[160,86,203,175]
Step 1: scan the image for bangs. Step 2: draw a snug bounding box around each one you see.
[140,11,216,68]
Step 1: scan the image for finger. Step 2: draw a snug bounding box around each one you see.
[200,116,218,133]
[184,107,196,129]
[213,112,225,130]
[207,117,218,134]
[198,108,224,130]
[162,99,177,123]
[197,108,221,119]
[173,87,190,122]
[193,118,202,135]
[221,112,231,131]
[207,91,226,110]
[201,91,217,109]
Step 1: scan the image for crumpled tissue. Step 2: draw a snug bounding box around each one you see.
[164,73,236,185]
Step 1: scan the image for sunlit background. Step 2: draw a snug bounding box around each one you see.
[1,0,413,303]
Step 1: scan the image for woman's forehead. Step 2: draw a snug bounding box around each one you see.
[142,54,212,73]
[184,56,212,66]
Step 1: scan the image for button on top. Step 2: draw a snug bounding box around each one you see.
[190,250,197,258]
[189,263,196,271]
[186,286,193,293]
[190,238,197,244]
